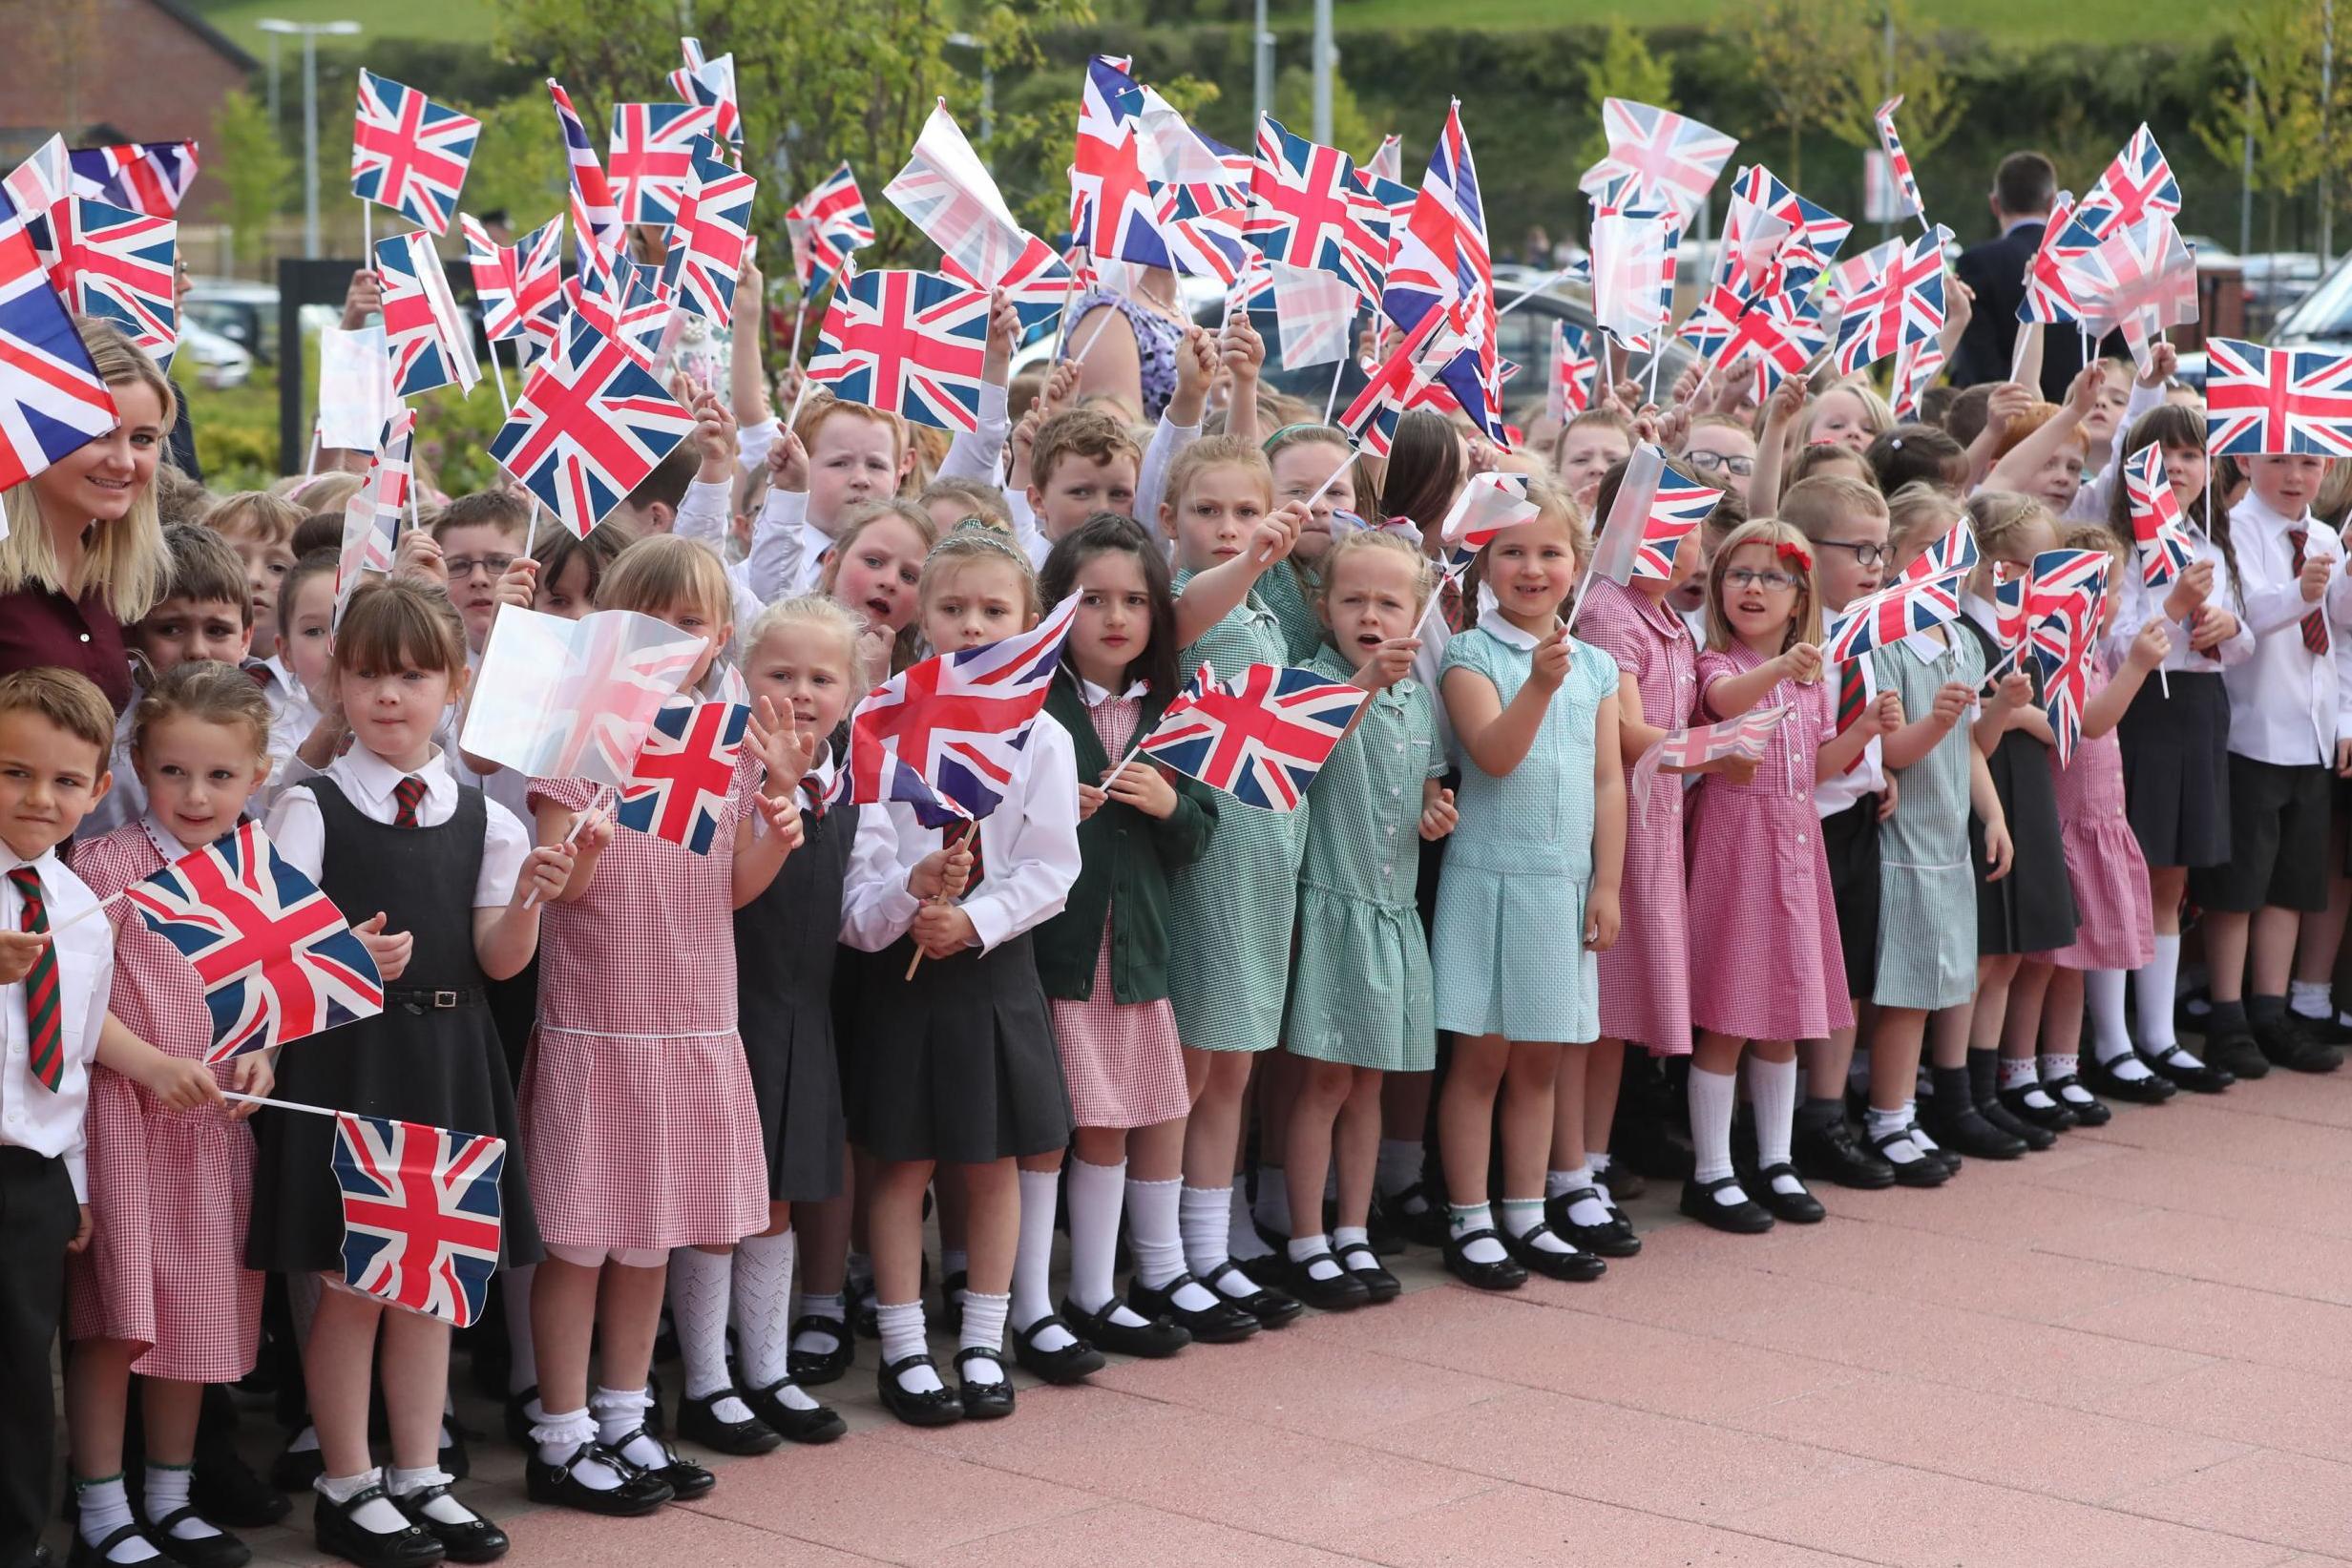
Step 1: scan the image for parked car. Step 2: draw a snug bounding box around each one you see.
[174,319,253,389]
[2176,249,2352,387]
[182,279,282,366]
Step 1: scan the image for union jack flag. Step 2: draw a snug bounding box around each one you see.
[1590,208,1678,350]
[1902,515,1981,584]
[1820,566,1969,662]
[334,409,413,625]
[1893,334,1944,419]
[5,137,72,272]
[1367,134,1403,184]
[1720,164,1850,305]
[1338,307,1449,459]
[1874,96,1923,221]
[462,213,564,350]
[351,71,477,237]
[1548,319,1595,420]
[809,269,990,433]
[2205,338,2352,457]
[1265,259,1358,370]
[2039,615,2098,767]
[374,229,475,398]
[666,138,755,327]
[615,697,748,855]
[491,313,697,536]
[52,199,176,362]
[1137,662,1368,812]
[1631,704,1789,811]
[2056,215,2196,374]
[1156,178,1249,285]
[890,100,1030,289]
[1071,58,1168,268]
[120,821,385,1062]
[463,606,704,784]
[565,261,674,372]
[1354,169,1417,268]
[331,1112,505,1328]
[1590,449,1713,585]
[1250,115,1390,303]
[608,101,719,227]
[1833,226,1946,376]
[1992,560,2028,649]
[1438,471,1541,578]
[0,203,116,491]
[1578,98,1736,224]
[548,78,621,286]
[1686,286,1826,397]
[2124,442,2195,588]
[69,141,198,218]
[2077,124,2181,240]
[787,161,874,296]
[943,233,1074,341]
[669,37,741,148]
[2026,547,2111,671]
[2018,197,2094,326]
[1825,237,1902,318]
[1381,100,1493,367]
[846,594,1079,828]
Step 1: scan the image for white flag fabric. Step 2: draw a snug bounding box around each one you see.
[1589,443,1667,586]
[317,325,395,449]
[1268,261,1358,369]
[1590,211,1672,345]
[886,99,1027,288]
[459,606,707,786]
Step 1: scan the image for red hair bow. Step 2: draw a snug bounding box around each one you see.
[1776,539,1814,572]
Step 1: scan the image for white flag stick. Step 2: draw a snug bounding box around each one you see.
[1322,356,1345,426]
[489,337,511,415]
[1496,266,1573,321]
[221,1089,342,1120]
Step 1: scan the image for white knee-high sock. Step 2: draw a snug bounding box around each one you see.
[1748,1056,1797,1169]
[2134,933,2181,1050]
[731,1230,794,1393]
[668,1248,752,1421]
[1012,1168,1077,1349]
[2087,969,2136,1064]
[1064,1156,1126,1315]
[1180,1184,1230,1278]
[1688,1065,1738,1185]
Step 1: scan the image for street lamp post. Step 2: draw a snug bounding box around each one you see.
[945,32,994,160]
[257,17,361,260]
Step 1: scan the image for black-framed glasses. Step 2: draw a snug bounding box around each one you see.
[1724,568,1801,593]
[1816,539,1887,570]
[1683,449,1755,477]
[446,554,518,580]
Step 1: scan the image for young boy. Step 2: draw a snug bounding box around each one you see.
[0,669,219,1568]
[1015,409,1142,562]
[430,491,534,659]
[81,524,255,840]
[204,492,304,665]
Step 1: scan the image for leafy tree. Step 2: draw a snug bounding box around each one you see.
[1577,20,1675,173]
[211,89,294,276]
[1822,0,1967,167]
[1715,0,1877,183]
[2197,0,2329,254]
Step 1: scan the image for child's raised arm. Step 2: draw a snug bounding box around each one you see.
[473,841,574,979]
[1444,624,1570,779]
[1816,686,1901,781]
[1984,363,2100,494]
[1705,643,1822,722]
[1171,501,1304,646]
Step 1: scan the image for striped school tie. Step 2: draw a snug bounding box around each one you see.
[9,868,63,1092]
[1835,659,1867,774]
[391,775,427,827]
[2289,529,2331,655]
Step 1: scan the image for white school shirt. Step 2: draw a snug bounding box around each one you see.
[264,745,531,909]
[677,478,810,610]
[1813,651,1887,818]
[0,844,113,1199]
[1134,413,1199,549]
[936,382,1011,487]
[2218,493,2352,765]
[2105,529,2256,676]
[737,417,779,475]
[838,712,1082,955]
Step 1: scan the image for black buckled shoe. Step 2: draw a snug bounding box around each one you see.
[1383,1181,1451,1248]
[1202,1262,1304,1328]
[1283,1251,1372,1311]
[742,1379,846,1445]
[387,1488,507,1564]
[1977,1097,2057,1151]
[2043,1077,2111,1126]
[189,1449,289,1530]
[877,1355,963,1428]
[1062,1295,1190,1358]
[1332,1240,1401,1303]
[675,1390,783,1456]
[2086,1051,2179,1101]
[787,1313,852,1386]
[1441,1227,1527,1291]
[2144,1044,2235,1093]
[523,1442,672,1516]
[1679,1175,1774,1234]
[1544,1187,1642,1257]
[1008,1315,1104,1384]
[1502,1222,1606,1282]
[1922,1104,2027,1160]
[144,1509,252,1568]
[1792,1120,1897,1189]
[1126,1271,1260,1344]
[310,1487,446,1568]
[1752,1164,1826,1224]
[1997,1084,2078,1131]
[2257,1014,2343,1074]
[953,1349,1015,1420]
[605,1430,709,1501]
[1865,1130,1949,1187]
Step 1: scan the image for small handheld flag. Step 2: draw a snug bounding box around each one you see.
[2124,443,2195,588]
[786,161,875,297]
[0,205,117,490]
[351,71,477,236]
[458,606,705,786]
[333,1112,505,1328]
[1631,704,1787,812]
[1589,445,1712,588]
[374,229,478,398]
[808,269,990,434]
[2204,339,2352,457]
[1874,97,1924,223]
[68,141,199,218]
[489,314,696,536]
[1820,567,1969,663]
[1136,663,1370,812]
[1438,471,1543,578]
[1579,99,1735,224]
[614,698,750,855]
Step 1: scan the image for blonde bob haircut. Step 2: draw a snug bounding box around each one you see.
[1317,527,1435,617]
[597,534,735,642]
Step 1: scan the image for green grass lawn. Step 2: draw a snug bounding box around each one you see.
[1281,0,2213,42]
[189,0,494,51]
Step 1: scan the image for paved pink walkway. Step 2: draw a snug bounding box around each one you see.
[165,1069,2352,1565]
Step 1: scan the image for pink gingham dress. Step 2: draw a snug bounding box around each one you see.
[521,759,768,1251]
[1685,646,1853,1041]
[2031,654,2156,972]
[1575,577,1697,1053]
[66,823,262,1381]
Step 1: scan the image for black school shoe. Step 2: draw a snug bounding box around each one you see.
[1333,1240,1401,1303]
[1544,1188,1642,1258]
[1752,1164,1826,1224]
[953,1349,1015,1420]
[2203,1026,2269,1081]
[1977,1097,2057,1151]
[523,1443,672,1516]
[1441,1227,1527,1291]
[2258,1014,2344,1074]
[1679,1175,1774,1234]
[1061,1294,1190,1358]
[601,1429,710,1500]
[1202,1262,1305,1328]
[1502,1222,1606,1282]
[387,1489,506,1565]
[2086,1051,2180,1101]
[311,1486,445,1568]
[1382,1181,1453,1247]
[1921,1103,2026,1160]
[269,1437,325,1495]
[1998,1084,2078,1132]
[2043,1077,2112,1126]
[1126,1271,1259,1344]
[2143,1044,2235,1094]
[142,1508,252,1568]
[1283,1251,1372,1311]
[787,1313,853,1386]
[876,1355,962,1428]
[1792,1120,1897,1190]
[1008,1315,1105,1384]
[742,1379,847,1445]
[675,1390,782,1456]
[1865,1129,1949,1187]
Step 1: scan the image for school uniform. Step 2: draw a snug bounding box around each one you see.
[1870,627,1984,1010]
[0,845,113,1568]
[840,713,1080,1164]
[2030,654,2156,972]
[2192,494,2352,913]
[2110,527,2253,868]
[248,748,541,1277]
[1253,560,1327,663]
[1816,653,1889,1001]
[1960,604,2079,955]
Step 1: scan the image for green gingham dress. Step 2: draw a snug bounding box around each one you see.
[1869,627,1986,1011]
[1432,617,1618,1044]
[1286,643,1447,1071]
[1253,559,1327,662]
[1166,576,1311,1054]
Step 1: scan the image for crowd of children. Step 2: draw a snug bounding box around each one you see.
[5,259,2349,1568]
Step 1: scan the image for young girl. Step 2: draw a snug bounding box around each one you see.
[816,501,938,690]
[1800,379,1893,453]
[67,664,277,1568]
[1260,425,1363,660]
[1683,521,1859,1230]
[1555,408,1631,513]
[2008,529,2174,1127]
[520,536,803,1513]
[249,580,569,1566]
[1433,480,1625,1288]
[1864,487,2015,1182]
[839,524,1079,1425]
[1282,530,1450,1307]
[1029,516,1217,1359]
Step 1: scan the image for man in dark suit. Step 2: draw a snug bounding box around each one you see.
[1949,151,2088,402]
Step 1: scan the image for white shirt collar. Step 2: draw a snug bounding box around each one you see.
[1079,676,1151,705]
[1477,606,1544,651]
[0,840,55,880]
[2001,214,2048,238]
[1901,627,1948,663]
[342,744,451,814]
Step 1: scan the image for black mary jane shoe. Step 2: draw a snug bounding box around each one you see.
[1978,1098,2057,1152]
[1333,1240,1402,1304]
[1502,1221,1606,1282]
[2084,1052,2178,1103]
[1383,1181,1452,1249]
[937,1270,967,1334]
[1284,1251,1372,1311]
[144,1508,252,1568]
[1679,1175,1775,1234]
[1126,1271,1260,1344]
[1062,1295,1190,1358]
[878,1354,964,1428]
[311,1486,446,1568]
[742,1379,847,1445]
[1997,1085,2078,1132]
[1544,1187,1642,1258]
[1441,1228,1528,1291]
[787,1313,853,1386]
[1865,1130,1950,1188]
[675,1390,783,1456]
[1203,1261,1305,1328]
[1922,1106,2026,1160]
[1792,1121,1897,1190]
[2145,1044,2236,1094]
[1752,1164,1826,1224]
[71,1525,178,1568]
[604,1429,712,1501]
[953,1348,1016,1421]
[2044,1077,2111,1127]
[387,1488,507,1565]
[190,1449,290,1530]
[1009,1315,1105,1384]
[523,1442,672,1517]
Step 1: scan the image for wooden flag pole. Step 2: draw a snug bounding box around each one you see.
[904,818,976,979]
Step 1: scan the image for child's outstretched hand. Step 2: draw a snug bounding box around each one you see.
[747,696,813,796]
[0,930,50,986]
[340,267,382,329]
[1040,356,1082,420]
[1219,315,1265,387]
[225,1052,274,1119]
[2300,544,2333,602]
[1352,636,1420,693]
[1867,688,1904,735]
[140,1054,225,1114]
[2127,616,2174,671]
[1104,760,1178,820]
[1076,780,1107,822]
[513,843,576,908]
[1763,374,1807,428]
[494,556,538,614]
[2163,557,2215,620]
[1418,786,1459,842]
[1173,324,1216,403]
[1529,624,1574,692]
[1929,679,1974,728]
[2139,340,2178,387]
[1584,886,1621,951]
[2065,362,2105,421]
[1984,381,2035,433]
[351,912,413,983]
[983,287,1021,386]
[1778,642,1825,685]
[690,390,737,481]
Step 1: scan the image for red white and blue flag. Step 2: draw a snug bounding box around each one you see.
[548,78,621,287]
[787,161,874,297]
[1578,98,1736,224]
[1338,307,1450,459]
[1992,560,2028,649]
[375,229,477,397]
[1686,285,1826,397]
[51,199,177,362]
[351,71,477,237]
[615,697,749,855]
[1071,56,1168,269]
[1250,115,1390,303]
[666,137,756,327]
[1902,514,1981,584]
[0,198,116,491]
[121,821,385,1062]
[2019,196,2093,326]
[2040,615,2098,767]
[462,606,705,783]
[1631,704,1788,811]
[565,261,674,371]
[890,100,1030,290]
[2125,442,2195,588]
[1590,207,1678,350]
[2077,124,2181,240]
[808,269,990,433]
[334,408,414,627]
[2057,214,2196,376]
[69,141,199,218]
[2205,338,2352,457]
[1592,446,1713,585]
[608,101,719,227]
[1821,567,1970,663]
[331,1111,505,1328]
[846,594,1080,828]
[462,213,563,351]
[1720,164,1850,305]
[1138,662,1369,813]
[1874,97,1923,222]
[1368,134,1403,184]
[1438,471,1542,578]
[942,233,1074,341]
[1893,335,1944,420]
[1379,102,1504,440]
[1156,178,1250,286]
[490,314,696,536]
[1833,225,1947,376]
[1547,319,1595,420]
[2026,547,2111,671]
[669,37,741,149]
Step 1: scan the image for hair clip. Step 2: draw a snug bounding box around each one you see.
[1888,436,1905,450]
[1775,539,1814,571]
